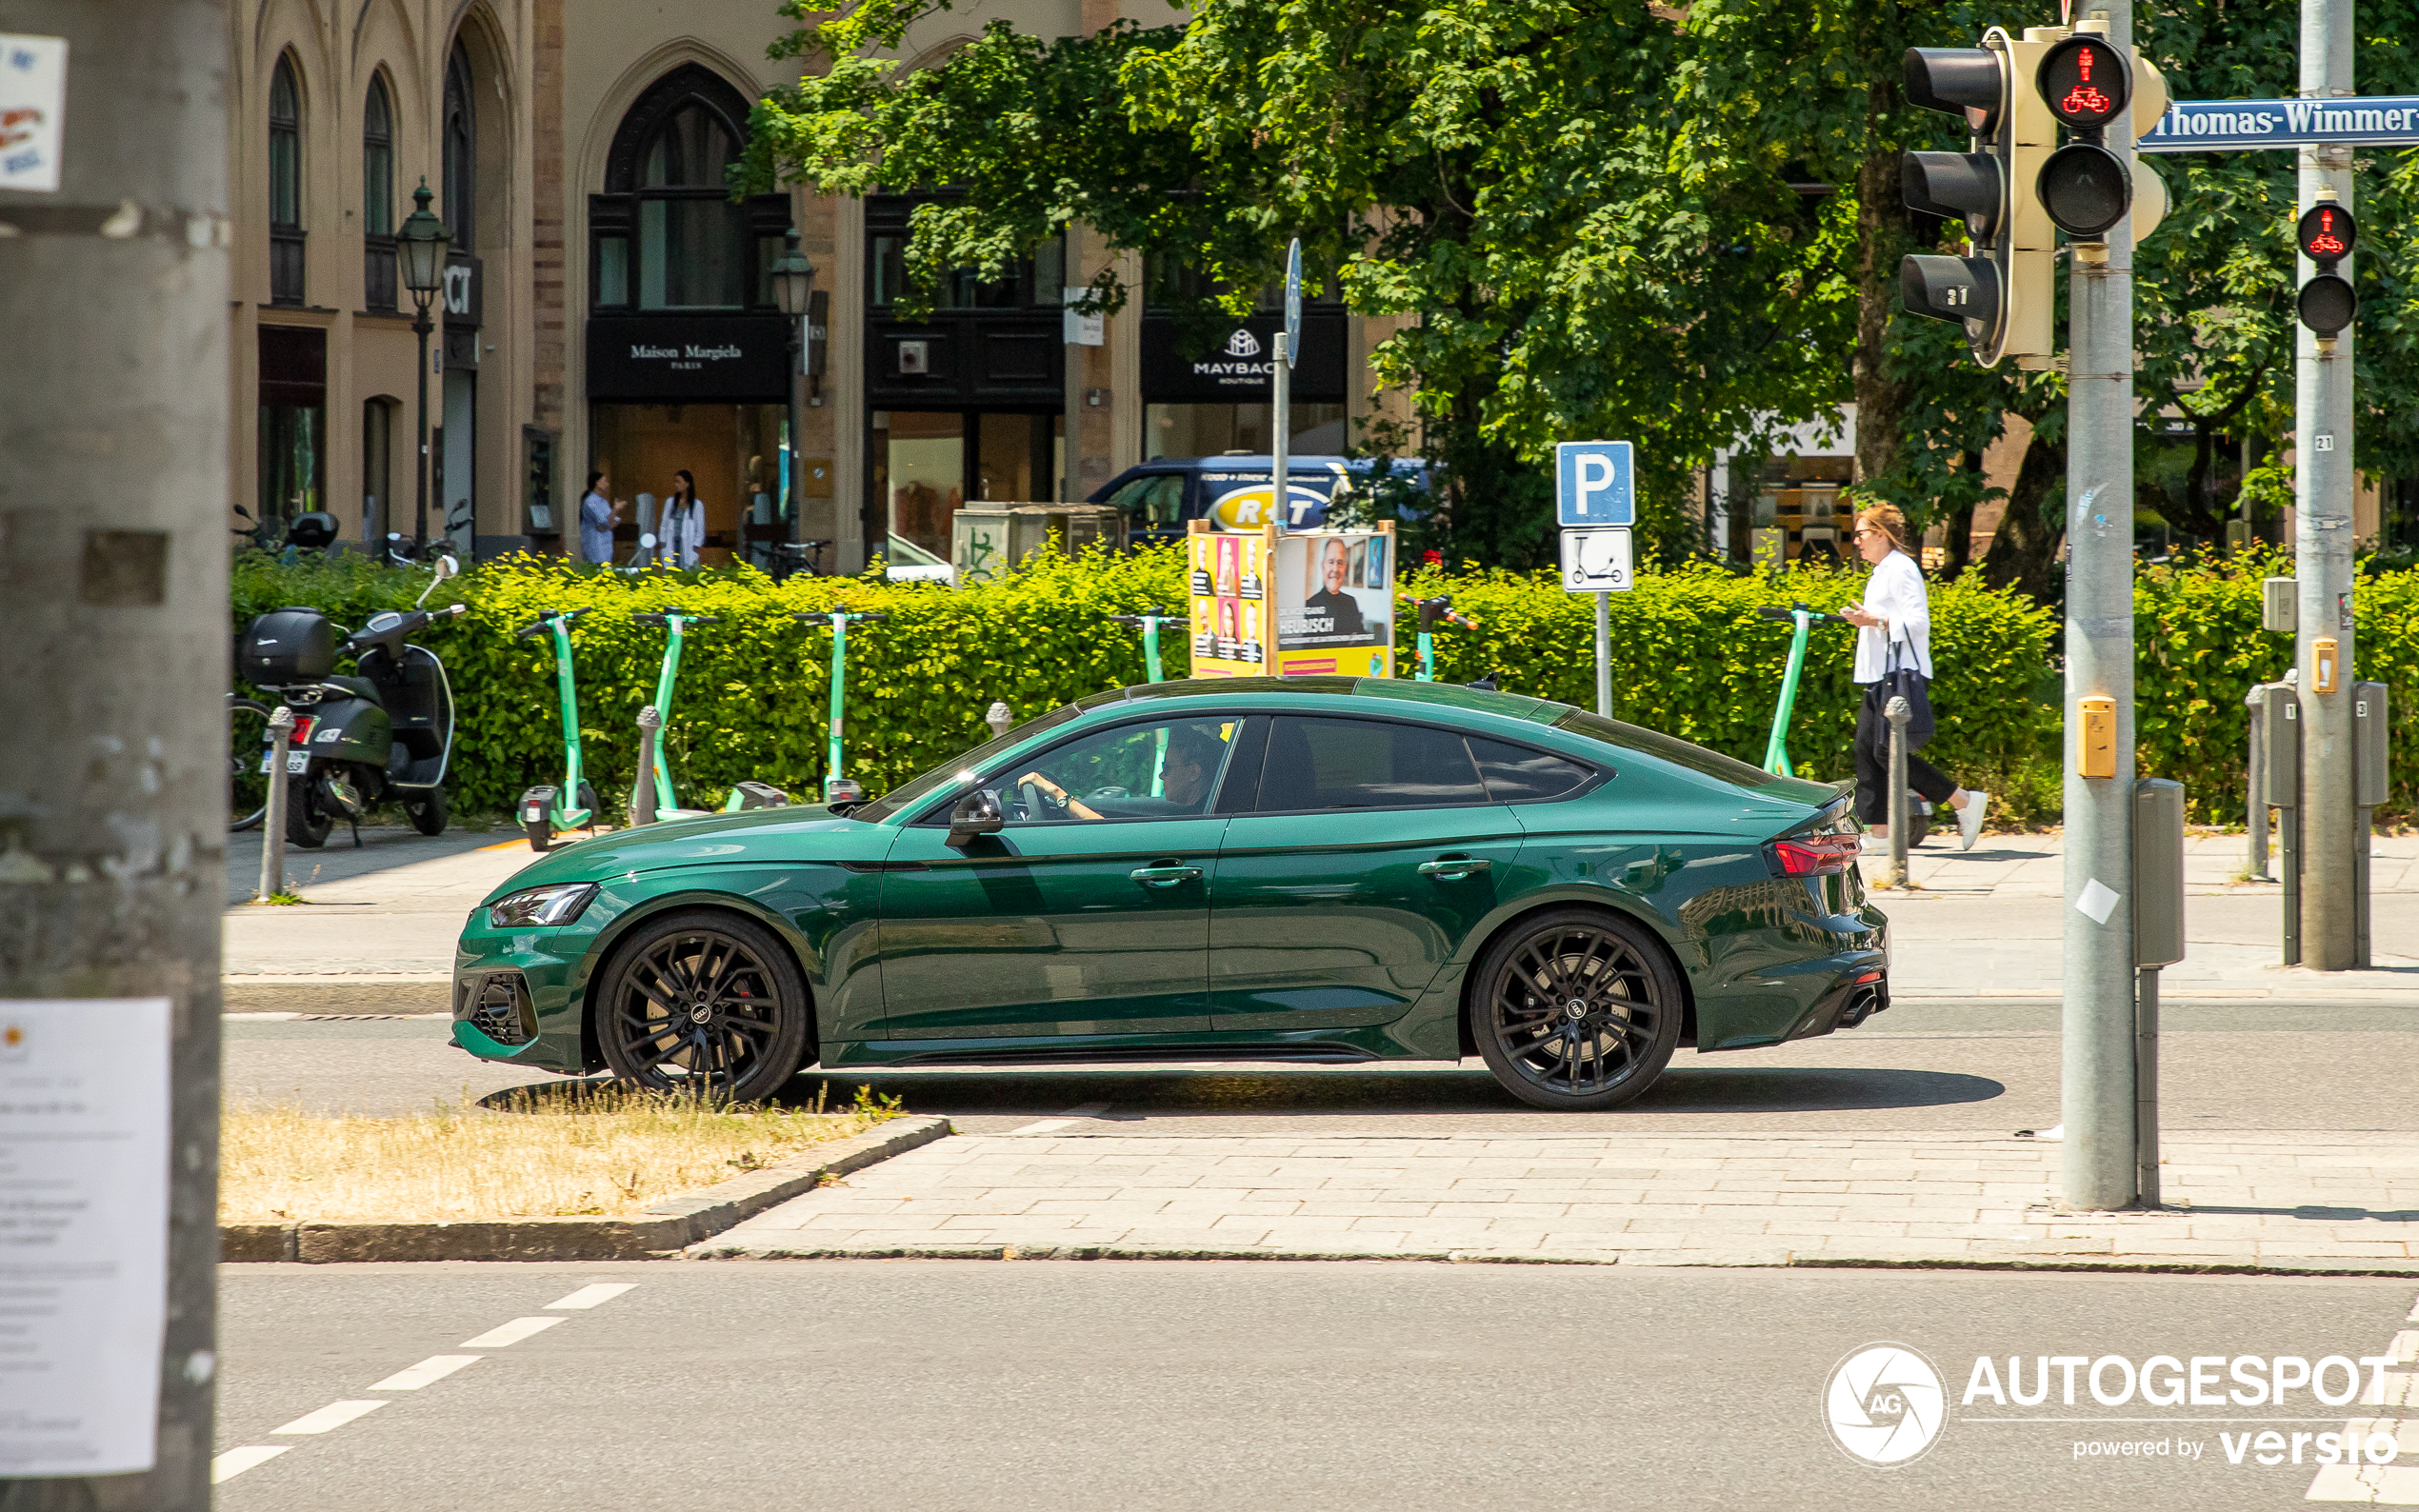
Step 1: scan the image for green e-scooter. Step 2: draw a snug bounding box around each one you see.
[795,608,890,804]
[1410,595,1476,681]
[1108,606,1184,684]
[1755,601,1929,842]
[514,607,600,852]
[628,609,721,824]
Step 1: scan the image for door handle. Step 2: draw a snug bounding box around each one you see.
[1130,865,1203,888]
[1418,858,1491,881]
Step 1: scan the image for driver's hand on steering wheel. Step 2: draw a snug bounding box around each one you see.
[1014,771,1103,822]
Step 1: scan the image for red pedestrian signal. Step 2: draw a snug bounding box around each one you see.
[2037,37,2129,130]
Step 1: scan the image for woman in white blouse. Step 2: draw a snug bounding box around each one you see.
[658,469,709,569]
[1836,503,1989,850]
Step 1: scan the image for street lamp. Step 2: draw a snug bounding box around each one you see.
[396,179,451,554]
[769,228,817,555]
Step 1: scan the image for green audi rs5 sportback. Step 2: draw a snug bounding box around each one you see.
[452,677,1889,1111]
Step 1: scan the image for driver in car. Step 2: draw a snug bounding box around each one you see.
[1015,726,1225,821]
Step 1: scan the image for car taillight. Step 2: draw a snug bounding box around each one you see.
[1769,835,1858,876]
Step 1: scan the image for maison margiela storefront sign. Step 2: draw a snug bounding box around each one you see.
[585,315,790,404]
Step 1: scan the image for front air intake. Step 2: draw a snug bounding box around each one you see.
[461,971,536,1045]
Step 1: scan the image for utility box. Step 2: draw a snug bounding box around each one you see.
[2132,778,2187,969]
[2262,686,2300,806]
[2353,681,2389,807]
[2262,577,2298,632]
[950,504,1130,587]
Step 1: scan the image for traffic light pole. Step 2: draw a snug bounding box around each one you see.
[2061,5,2143,1210]
[2294,0,2358,970]
[0,3,227,1504]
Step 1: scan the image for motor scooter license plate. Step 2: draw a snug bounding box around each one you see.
[258,750,311,775]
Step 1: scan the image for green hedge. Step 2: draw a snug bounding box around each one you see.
[228,547,2413,825]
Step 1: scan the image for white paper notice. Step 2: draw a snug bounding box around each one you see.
[0,999,170,1476]
[0,36,70,194]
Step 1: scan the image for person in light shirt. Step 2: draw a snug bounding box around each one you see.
[1836,503,1988,851]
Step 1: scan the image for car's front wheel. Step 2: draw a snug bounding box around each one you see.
[1471,906,1683,1111]
[596,909,814,1103]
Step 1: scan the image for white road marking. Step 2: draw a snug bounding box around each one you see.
[1006,1102,1111,1135]
[368,1354,482,1390]
[2408,1293,2419,1322]
[271,1400,388,1435]
[211,1445,290,1482]
[546,1283,636,1310]
[460,1315,565,1348]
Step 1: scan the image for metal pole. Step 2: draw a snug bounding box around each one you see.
[259,706,293,900]
[2135,966,2161,1206]
[2294,0,2358,970]
[1594,592,1612,718]
[0,5,227,1502]
[1886,695,1911,888]
[828,615,849,794]
[630,706,661,827]
[1270,333,1289,527]
[413,297,432,553]
[2246,686,2270,881]
[790,317,807,557]
[2062,0,2143,1210]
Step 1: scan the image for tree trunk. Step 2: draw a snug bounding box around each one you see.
[1982,428,2067,601]
[1851,86,1912,499]
[1942,448,1983,577]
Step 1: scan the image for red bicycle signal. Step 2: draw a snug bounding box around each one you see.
[2295,204,2358,266]
[2037,37,2129,129]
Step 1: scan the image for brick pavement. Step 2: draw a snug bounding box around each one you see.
[700,1128,2419,1272]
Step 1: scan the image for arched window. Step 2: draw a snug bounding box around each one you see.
[591,66,789,314]
[443,44,476,253]
[269,54,304,304]
[363,73,395,309]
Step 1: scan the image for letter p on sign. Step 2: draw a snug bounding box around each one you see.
[1556,442,1635,528]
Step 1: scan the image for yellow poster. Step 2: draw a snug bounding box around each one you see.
[1187,523,1270,676]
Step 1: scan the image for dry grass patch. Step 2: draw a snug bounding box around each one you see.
[222,1085,902,1224]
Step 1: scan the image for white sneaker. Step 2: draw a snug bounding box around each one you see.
[1957,791,1989,851]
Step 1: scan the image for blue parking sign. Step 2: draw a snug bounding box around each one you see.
[1555,441,1634,527]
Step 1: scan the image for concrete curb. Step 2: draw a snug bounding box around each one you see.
[220,1115,952,1263]
[688,1238,2419,1277]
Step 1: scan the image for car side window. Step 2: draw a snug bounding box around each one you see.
[1256,717,1489,812]
[1108,473,1186,528]
[991,715,1249,825]
[1465,736,1596,803]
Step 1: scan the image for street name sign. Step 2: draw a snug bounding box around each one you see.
[1554,440,1634,527]
[1560,527,1633,593]
[2138,96,2419,152]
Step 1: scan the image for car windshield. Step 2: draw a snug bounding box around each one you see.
[1549,708,1791,791]
[851,704,1085,823]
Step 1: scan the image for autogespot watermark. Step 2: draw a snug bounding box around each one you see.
[1824,1343,2409,1471]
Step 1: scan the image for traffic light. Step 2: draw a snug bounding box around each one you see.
[2296,201,2358,336]
[2036,35,2131,238]
[1900,30,2055,368]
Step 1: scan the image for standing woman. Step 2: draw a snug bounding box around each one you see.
[578,470,626,566]
[660,469,708,569]
[1837,503,1989,850]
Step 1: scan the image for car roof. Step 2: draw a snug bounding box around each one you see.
[1075,676,1554,725]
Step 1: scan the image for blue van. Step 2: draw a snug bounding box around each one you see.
[1088,455,1429,547]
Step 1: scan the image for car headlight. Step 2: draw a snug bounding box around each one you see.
[487,883,598,928]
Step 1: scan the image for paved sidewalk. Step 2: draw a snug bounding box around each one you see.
[702,1128,2419,1273]
[1860,827,2419,897]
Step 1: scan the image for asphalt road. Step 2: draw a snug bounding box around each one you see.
[228,997,2419,1134]
[212,1260,2419,1512]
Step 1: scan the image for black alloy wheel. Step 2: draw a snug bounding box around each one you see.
[1471,906,1683,1111]
[596,909,813,1104]
[229,698,271,832]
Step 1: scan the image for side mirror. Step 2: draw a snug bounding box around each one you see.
[945,788,1005,848]
[434,554,459,580]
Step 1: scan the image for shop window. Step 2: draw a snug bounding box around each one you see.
[268,54,303,306]
[1146,403,1347,461]
[870,229,1063,309]
[1749,454,1855,567]
[363,73,395,311]
[257,327,327,537]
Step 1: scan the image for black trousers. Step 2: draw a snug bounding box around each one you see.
[1854,681,1956,825]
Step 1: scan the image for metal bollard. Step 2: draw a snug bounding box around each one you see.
[630,705,662,827]
[2245,686,2270,881]
[258,705,295,901]
[1885,695,1912,888]
[986,701,1013,739]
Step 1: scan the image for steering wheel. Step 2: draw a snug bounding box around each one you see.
[1020,779,1062,821]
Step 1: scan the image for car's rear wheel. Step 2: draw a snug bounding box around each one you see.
[1471,906,1683,1111]
[596,909,812,1104]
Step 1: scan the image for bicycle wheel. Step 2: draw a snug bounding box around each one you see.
[229,698,272,832]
